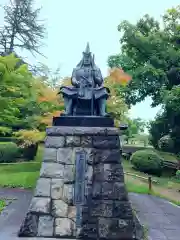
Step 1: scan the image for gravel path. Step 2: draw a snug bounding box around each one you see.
[0,188,180,240]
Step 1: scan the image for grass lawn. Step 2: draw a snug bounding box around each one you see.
[123,160,180,205]
[0,199,6,212]
[0,145,43,189]
[155,150,179,162]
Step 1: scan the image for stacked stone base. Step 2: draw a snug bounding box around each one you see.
[19,127,137,239]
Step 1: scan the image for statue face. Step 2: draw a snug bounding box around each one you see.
[83,54,91,66]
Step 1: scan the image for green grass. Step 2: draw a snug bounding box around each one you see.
[126,181,149,194]
[155,150,179,162]
[126,181,180,206]
[123,160,180,206]
[123,160,179,187]
[0,199,6,212]
[0,145,43,189]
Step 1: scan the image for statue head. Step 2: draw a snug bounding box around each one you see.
[82,42,91,66]
[76,42,96,68]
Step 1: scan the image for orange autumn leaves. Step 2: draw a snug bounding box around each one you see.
[40,111,63,126]
[32,78,64,127]
[108,67,132,86]
[105,68,131,126]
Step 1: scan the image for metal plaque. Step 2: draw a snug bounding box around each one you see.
[74,150,87,228]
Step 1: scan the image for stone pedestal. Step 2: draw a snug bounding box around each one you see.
[18,127,136,239]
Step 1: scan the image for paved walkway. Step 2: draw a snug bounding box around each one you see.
[0,188,180,239]
[129,193,180,240]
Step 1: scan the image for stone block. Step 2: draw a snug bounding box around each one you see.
[98,218,134,239]
[113,201,133,219]
[51,179,64,199]
[85,183,92,197]
[63,184,74,204]
[52,200,68,217]
[34,178,51,197]
[68,206,76,221]
[38,216,54,237]
[29,197,50,214]
[82,221,98,239]
[92,182,102,199]
[55,218,73,237]
[81,136,92,147]
[46,126,120,136]
[94,164,124,182]
[45,136,65,148]
[66,136,80,147]
[93,136,120,149]
[103,164,124,182]
[91,200,113,217]
[94,149,120,164]
[40,162,64,178]
[18,213,39,237]
[64,165,75,183]
[57,148,74,164]
[43,148,57,162]
[93,182,128,200]
[84,148,94,165]
[102,182,128,200]
[85,165,93,184]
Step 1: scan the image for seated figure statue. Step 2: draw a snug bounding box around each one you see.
[60,43,110,116]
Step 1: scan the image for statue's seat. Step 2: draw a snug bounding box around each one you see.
[73,98,96,116]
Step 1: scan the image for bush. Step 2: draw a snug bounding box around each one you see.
[14,130,45,160]
[0,142,20,163]
[131,150,163,176]
[158,135,174,152]
[176,170,180,180]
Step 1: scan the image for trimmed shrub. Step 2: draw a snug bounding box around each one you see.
[131,150,163,176]
[14,130,45,160]
[0,142,20,163]
[158,135,174,152]
[22,143,38,161]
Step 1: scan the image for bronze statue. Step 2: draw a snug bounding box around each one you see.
[60,43,110,116]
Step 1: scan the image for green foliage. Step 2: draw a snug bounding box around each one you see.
[108,6,180,107]
[14,130,45,148]
[123,118,146,143]
[0,54,60,132]
[149,86,180,153]
[131,150,163,176]
[176,170,180,180]
[148,111,170,149]
[0,142,20,163]
[0,54,39,130]
[0,200,6,213]
[158,135,174,152]
[0,127,12,136]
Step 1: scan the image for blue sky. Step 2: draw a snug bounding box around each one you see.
[1,0,180,121]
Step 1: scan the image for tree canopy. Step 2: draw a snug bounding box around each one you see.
[108,6,180,107]
[0,0,45,56]
[0,54,62,135]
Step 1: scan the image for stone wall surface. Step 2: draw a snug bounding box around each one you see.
[18,127,136,239]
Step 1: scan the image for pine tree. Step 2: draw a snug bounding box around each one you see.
[0,0,46,56]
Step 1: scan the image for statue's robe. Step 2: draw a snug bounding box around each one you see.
[60,66,110,101]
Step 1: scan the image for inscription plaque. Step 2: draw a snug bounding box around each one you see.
[74,150,87,228]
